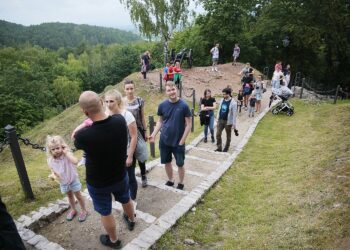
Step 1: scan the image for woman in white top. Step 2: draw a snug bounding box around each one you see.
[105,89,138,208]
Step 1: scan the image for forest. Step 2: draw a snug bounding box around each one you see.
[0,0,349,138]
[0,20,140,49]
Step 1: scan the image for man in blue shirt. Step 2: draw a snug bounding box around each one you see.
[216,88,237,152]
[149,82,192,190]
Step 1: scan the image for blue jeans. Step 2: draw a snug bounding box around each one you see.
[126,158,138,200]
[204,111,215,138]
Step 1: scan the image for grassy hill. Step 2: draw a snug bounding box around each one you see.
[0,20,141,49]
[154,99,350,249]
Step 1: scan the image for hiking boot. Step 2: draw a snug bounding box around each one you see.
[215,148,222,152]
[100,234,122,249]
[141,176,148,188]
[211,136,215,143]
[176,183,184,190]
[223,147,229,152]
[165,180,174,187]
[204,137,208,143]
[123,213,135,231]
[234,129,239,136]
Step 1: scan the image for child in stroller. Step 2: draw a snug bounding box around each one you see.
[270,83,294,116]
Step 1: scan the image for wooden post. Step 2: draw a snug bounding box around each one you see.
[5,125,34,200]
[192,89,196,110]
[300,78,305,99]
[159,73,163,93]
[148,116,156,158]
[179,81,183,98]
[334,85,340,104]
[191,108,194,133]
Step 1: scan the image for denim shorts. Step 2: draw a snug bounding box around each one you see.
[60,179,81,194]
[159,139,185,167]
[87,173,130,216]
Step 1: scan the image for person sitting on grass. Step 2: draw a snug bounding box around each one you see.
[46,135,88,222]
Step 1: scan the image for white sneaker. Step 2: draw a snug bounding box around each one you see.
[77,157,86,167]
[211,68,214,72]
[215,68,218,72]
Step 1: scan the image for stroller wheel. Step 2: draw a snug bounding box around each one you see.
[271,108,279,115]
[286,110,294,116]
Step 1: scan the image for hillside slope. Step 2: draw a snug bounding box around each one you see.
[0,20,140,49]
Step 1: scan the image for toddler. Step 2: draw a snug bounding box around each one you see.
[248,91,257,117]
[46,135,88,222]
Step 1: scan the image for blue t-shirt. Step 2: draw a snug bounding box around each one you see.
[219,99,232,120]
[157,98,192,147]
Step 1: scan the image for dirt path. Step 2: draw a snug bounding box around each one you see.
[19,64,273,250]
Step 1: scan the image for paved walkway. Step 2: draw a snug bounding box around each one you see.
[16,88,273,250]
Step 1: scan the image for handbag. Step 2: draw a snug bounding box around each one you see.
[135,130,148,163]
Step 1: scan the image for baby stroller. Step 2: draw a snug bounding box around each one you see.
[270,86,294,116]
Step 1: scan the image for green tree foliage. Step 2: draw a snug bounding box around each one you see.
[0,20,141,49]
[52,76,81,109]
[119,0,191,41]
[0,42,162,138]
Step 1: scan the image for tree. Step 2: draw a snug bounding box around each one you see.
[119,0,192,65]
[52,76,81,109]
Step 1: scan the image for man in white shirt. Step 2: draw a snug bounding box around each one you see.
[210,43,220,72]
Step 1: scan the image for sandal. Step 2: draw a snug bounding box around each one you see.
[66,210,77,221]
[78,211,88,222]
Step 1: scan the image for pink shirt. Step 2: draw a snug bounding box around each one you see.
[47,155,78,185]
[83,118,93,126]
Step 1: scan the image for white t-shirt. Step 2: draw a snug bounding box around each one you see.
[272,70,284,81]
[122,109,136,126]
[47,156,78,185]
[210,47,219,59]
[122,110,136,147]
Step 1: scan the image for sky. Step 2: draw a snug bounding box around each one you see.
[0,0,203,31]
[0,0,135,30]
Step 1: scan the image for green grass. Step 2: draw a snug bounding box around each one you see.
[0,72,203,218]
[153,99,350,250]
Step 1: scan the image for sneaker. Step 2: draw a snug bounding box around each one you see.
[211,136,215,143]
[66,210,77,221]
[123,213,135,231]
[214,148,222,152]
[223,147,229,152]
[141,176,148,188]
[176,183,184,190]
[100,234,122,249]
[78,211,88,222]
[204,137,208,143]
[165,180,174,187]
[234,129,239,136]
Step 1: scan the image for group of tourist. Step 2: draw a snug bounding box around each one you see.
[45,78,191,248]
[40,46,292,249]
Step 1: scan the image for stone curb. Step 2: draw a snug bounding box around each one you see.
[15,198,69,249]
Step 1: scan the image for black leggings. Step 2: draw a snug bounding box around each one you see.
[137,127,147,177]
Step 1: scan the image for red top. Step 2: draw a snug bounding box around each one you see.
[174,66,182,73]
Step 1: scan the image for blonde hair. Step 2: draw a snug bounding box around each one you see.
[45,135,68,158]
[104,89,124,110]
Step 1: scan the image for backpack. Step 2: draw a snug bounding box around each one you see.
[243,83,251,94]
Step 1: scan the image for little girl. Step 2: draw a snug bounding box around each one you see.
[46,135,88,222]
[248,91,257,118]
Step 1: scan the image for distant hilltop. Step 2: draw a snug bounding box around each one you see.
[0,20,141,49]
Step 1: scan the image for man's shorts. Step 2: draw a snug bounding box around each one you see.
[60,179,81,194]
[87,173,130,216]
[212,58,219,63]
[159,139,185,167]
